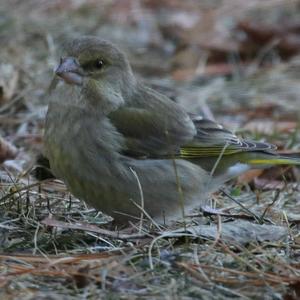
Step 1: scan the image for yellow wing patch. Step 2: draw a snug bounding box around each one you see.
[180,146,241,158]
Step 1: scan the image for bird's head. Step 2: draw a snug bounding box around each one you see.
[53,36,136,111]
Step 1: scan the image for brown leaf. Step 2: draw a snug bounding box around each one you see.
[284,280,300,300]
[71,265,90,289]
[0,136,18,163]
[278,33,300,56]
[238,21,280,44]
[237,169,264,185]
[237,20,300,58]
[253,177,285,190]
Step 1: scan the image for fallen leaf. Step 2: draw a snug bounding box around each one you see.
[279,33,300,56]
[253,177,285,190]
[284,280,300,300]
[237,20,300,58]
[238,169,264,185]
[71,264,90,289]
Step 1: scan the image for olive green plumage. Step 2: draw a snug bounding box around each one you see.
[44,36,300,224]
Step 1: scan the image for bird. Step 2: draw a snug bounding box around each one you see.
[44,36,300,225]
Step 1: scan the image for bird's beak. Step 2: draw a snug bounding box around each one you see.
[55,57,83,86]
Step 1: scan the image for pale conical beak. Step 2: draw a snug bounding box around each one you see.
[55,57,83,86]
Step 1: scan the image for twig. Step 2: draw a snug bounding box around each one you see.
[220,189,261,223]
[41,216,149,241]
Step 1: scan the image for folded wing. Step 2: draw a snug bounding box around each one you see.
[180,117,276,159]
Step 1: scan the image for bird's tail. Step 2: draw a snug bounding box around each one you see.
[245,153,300,167]
[216,152,300,182]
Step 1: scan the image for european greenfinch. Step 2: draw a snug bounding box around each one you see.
[44,36,300,224]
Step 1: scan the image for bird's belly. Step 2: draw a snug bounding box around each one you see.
[45,136,213,224]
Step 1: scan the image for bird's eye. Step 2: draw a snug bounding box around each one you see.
[95,59,104,69]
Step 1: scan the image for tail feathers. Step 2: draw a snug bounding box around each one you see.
[246,155,300,166]
[223,154,300,180]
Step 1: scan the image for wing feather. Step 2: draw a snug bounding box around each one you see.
[108,89,276,160]
[180,117,276,159]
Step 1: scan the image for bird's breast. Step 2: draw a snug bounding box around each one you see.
[44,100,126,182]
